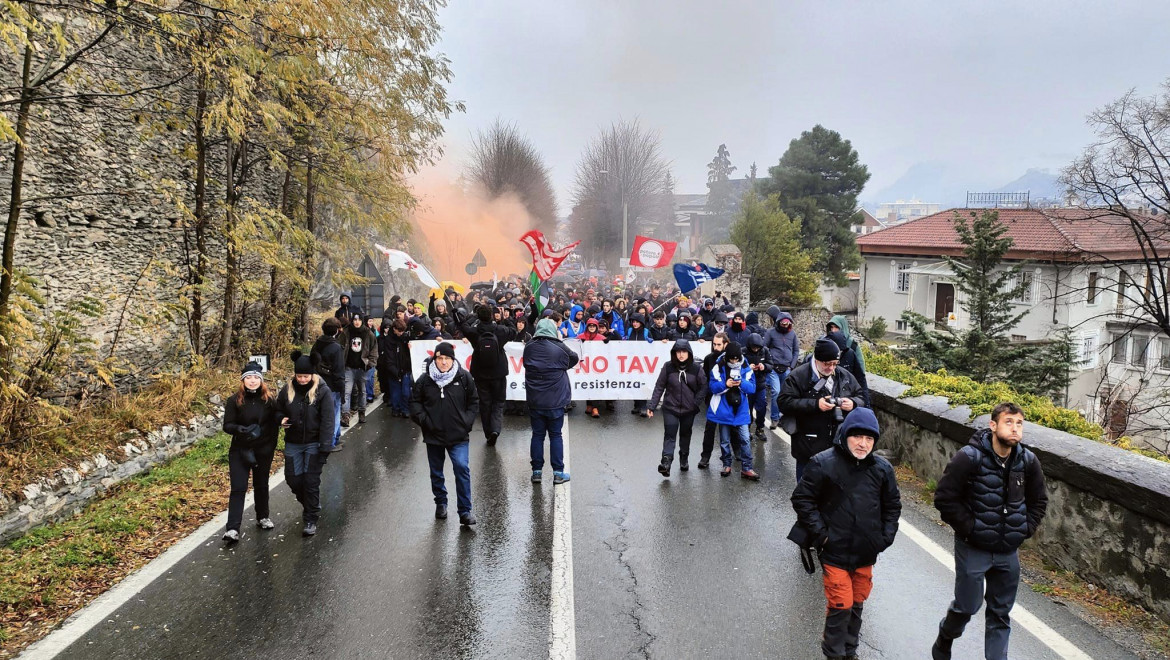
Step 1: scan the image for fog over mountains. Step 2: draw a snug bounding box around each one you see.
[862,164,1063,210]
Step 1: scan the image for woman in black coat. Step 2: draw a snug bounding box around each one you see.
[274,352,337,537]
[648,339,708,476]
[221,361,280,542]
[410,342,480,526]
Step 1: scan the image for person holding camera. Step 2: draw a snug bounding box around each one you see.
[707,342,760,480]
[221,361,280,543]
[778,337,864,482]
[790,407,901,660]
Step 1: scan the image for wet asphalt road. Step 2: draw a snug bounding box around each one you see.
[52,405,1139,659]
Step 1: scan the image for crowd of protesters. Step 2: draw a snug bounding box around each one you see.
[219,272,1045,660]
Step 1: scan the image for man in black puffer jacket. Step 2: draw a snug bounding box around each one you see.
[930,402,1047,660]
[411,342,480,526]
[778,338,863,482]
[791,407,900,660]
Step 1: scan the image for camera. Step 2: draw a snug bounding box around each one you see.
[728,365,742,383]
[826,396,845,424]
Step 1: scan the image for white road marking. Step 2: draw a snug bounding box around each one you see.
[19,399,381,660]
[770,426,1092,660]
[549,416,576,660]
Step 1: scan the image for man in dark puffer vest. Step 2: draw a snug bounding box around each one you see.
[931,402,1048,660]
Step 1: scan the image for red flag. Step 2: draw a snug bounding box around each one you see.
[519,230,580,281]
[628,235,677,269]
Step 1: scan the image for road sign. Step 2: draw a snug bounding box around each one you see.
[465,262,478,276]
[473,249,487,267]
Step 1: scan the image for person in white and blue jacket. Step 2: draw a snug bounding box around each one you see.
[707,342,760,480]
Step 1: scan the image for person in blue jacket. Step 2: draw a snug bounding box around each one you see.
[707,342,760,480]
[596,298,625,337]
[560,305,587,338]
[523,318,580,484]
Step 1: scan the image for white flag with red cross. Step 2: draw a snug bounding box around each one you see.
[374,244,441,289]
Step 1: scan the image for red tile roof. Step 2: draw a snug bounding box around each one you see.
[856,208,1158,262]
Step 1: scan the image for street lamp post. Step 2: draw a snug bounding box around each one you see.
[600,169,629,260]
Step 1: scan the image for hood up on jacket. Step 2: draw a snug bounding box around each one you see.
[833,406,881,456]
[534,318,560,339]
[828,314,864,370]
[670,339,693,369]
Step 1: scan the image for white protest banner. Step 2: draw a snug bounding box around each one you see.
[407,339,712,400]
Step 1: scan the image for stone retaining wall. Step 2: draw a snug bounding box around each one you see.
[0,403,225,545]
[869,374,1170,622]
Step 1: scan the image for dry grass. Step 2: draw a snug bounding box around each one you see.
[0,368,239,498]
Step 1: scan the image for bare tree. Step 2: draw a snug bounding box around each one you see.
[466,119,558,234]
[571,120,670,270]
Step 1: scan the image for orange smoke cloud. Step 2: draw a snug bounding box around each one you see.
[409,177,536,284]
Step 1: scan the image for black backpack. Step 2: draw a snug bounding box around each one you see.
[472,327,504,374]
[315,339,341,381]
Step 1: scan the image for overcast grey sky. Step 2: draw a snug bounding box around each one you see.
[430,0,1170,209]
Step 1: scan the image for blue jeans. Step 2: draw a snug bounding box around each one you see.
[749,384,769,430]
[389,374,412,414]
[343,367,365,413]
[331,395,342,447]
[365,367,376,402]
[767,369,784,423]
[427,442,472,515]
[939,538,1021,660]
[719,424,753,470]
[530,408,565,472]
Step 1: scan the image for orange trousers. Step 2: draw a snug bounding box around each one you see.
[822,564,873,612]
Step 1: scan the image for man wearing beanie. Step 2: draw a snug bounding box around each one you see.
[522,318,579,484]
[790,407,901,660]
[778,336,864,481]
[410,341,480,525]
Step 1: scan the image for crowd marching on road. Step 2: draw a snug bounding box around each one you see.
[217,274,1049,660]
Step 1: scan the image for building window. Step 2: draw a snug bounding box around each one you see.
[1160,339,1170,371]
[1087,271,1099,305]
[895,319,908,332]
[1132,334,1150,368]
[1110,333,1128,364]
[1009,271,1034,304]
[1078,332,1099,369]
[1116,270,1129,316]
[1011,334,1027,342]
[894,263,911,293]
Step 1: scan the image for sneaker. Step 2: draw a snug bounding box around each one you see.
[436,504,448,520]
[332,441,345,452]
[553,471,570,484]
[531,470,542,484]
[256,518,275,530]
[680,459,689,471]
[302,523,317,537]
[358,410,366,424]
[487,432,499,447]
[459,512,477,526]
[720,466,732,477]
[741,469,761,481]
[341,412,353,427]
[697,458,710,469]
[768,420,779,430]
[658,456,671,477]
[222,529,240,543]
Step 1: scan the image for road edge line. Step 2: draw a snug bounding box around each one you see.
[768,425,1092,660]
[549,416,576,660]
[19,399,382,660]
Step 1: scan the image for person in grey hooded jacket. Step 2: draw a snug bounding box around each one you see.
[764,306,800,428]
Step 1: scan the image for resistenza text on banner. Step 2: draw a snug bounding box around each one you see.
[408,340,712,400]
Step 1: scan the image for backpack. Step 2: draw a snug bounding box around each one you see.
[472,327,504,373]
[314,338,340,381]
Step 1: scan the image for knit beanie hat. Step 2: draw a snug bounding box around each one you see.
[814,337,841,362]
[434,342,456,359]
[240,362,265,380]
[724,342,743,362]
[291,350,315,375]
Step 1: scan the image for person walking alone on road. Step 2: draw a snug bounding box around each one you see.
[523,318,579,485]
[410,342,480,526]
[221,362,279,543]
[275,352,337,537]
[648,339,707,476]
[930,402,1048,660]
[707,342,760,480]
[790,407,901,660]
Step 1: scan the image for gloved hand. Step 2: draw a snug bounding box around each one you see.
[241,424,262,442]
[814,532,829,551]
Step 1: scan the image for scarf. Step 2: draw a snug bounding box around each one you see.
[428,359,458,392]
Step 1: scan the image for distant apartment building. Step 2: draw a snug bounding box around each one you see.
[853,209,888,235]
[875,199,941,225]
[855,207,1170,452]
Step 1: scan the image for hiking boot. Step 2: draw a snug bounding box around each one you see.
[931,634,953,660]
[680,457,689,471]
[341,411,353,427]
[459,512,477,526]
[436,504,448,520]
[720,466,732,477]
[531,470,542,484]
[358,408,366,424]
[741,469,761,481]
[302,523,317,537]
[658,455,672,477]
[331,441,345,452]
[256,518,274,530]
[222,529,240,543]
[553,471,570,484]
[697,457,710,469]
[487,431,499,446]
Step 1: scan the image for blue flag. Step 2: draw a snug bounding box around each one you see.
[673,262,725,293]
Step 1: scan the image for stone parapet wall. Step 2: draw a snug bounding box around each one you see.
[869,374,1170,622]
[0,404,225,545]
